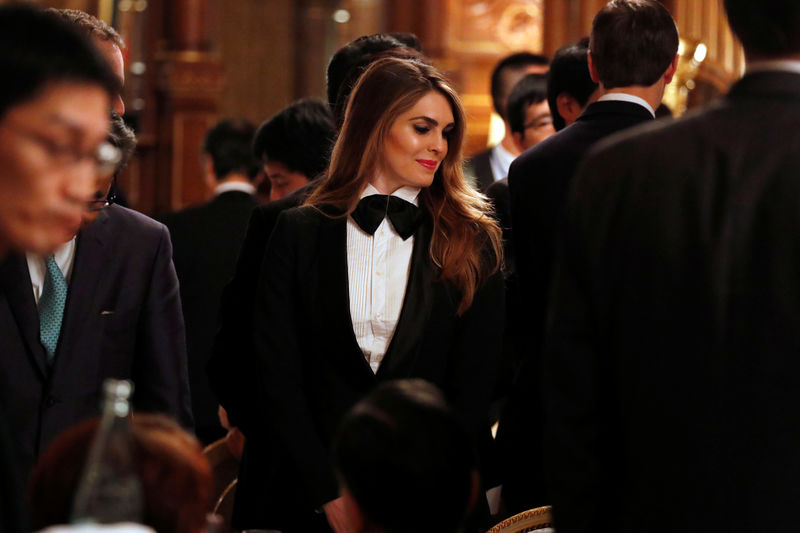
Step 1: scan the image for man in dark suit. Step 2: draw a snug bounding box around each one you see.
[467,52,549,191]
[545,1,800,531]
[0,179,193,485]
[0,7,192,486]
[161,118,259,444]
[499,0,679,514]
[0,8,119,532]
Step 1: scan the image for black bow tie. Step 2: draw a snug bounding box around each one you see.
[351,194,422,240]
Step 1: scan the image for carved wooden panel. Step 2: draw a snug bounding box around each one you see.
[445,0,544,55]
[672,0,743,86]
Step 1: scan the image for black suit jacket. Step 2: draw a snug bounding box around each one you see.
[162,190,257,442]
[207,184,312,434]
[206,184,314,530]
[545,71,800,532]
[499,100,653,513]
[467,147,496,192]
[246,205,503,530]
[0,205,192,482]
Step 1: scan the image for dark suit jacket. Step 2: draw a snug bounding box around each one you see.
[206,184,314,530]
[246,205,503,530]
[207,184,312,434]
[0,405,22,533]
[162,190,257,443]
[0,205,192,483]
[544,71,800,532]
[499,100,653,513]
[467,147,496,192]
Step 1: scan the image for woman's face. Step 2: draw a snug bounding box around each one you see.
[373,90,455,194]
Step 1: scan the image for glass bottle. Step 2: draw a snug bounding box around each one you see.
[70,379,144,524]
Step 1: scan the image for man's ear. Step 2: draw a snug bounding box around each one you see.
[341,488,365,533]
[663,53,679,84]
[466,470,481,513]
[587,50,600,84]
[556,93,582,127]
[511,131,526,153]
[202,156,216,192]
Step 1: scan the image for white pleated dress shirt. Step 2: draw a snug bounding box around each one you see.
[347,184,420,373]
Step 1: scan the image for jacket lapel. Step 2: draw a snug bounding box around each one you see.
[314,214,376,383]
[0,254,48,378]
[376,217,435,379]
[52,209,111,375]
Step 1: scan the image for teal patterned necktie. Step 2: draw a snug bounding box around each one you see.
[39,255,68,362]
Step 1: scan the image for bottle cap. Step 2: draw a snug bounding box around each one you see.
[103,379,134,400]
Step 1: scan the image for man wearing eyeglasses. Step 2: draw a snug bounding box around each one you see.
[0,7,193,492]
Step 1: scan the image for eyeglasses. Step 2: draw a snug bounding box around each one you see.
[8,123,122,179]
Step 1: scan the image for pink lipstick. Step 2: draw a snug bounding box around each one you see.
[417,159,437,170]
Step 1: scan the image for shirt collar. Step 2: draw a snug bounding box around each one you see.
[746,59,800,76]
[598,92,656,118]
[214,181,256,196]
[490,143,516,180]
[362,183,421,206]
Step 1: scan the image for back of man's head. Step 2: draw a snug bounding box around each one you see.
[253,99,335,181]
[327,34,425,128]
[334,379,477,533]
[326,34,419,113]
[548,37,598,131]
[507,73,549,136]
[724,0,800,59]
[490,52,550,120]
[0,5,116,121]
[590,0,679,89]
[202,119,258,181]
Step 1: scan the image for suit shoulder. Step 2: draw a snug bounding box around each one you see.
[106,205,168,237]
[485,178,509,201]
[159,203,206,229]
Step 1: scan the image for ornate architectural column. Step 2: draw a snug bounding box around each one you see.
[155,0,224,212]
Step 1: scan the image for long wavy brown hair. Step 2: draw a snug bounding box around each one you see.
[305,57,502,314]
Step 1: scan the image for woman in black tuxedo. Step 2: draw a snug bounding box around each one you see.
[252,57,504,533]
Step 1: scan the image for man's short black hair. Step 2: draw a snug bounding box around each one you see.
[334,380,477,533]
[547,37,598,131]
[490,52,550,119]
[326,34,411,114]
[202,119,259,181]
[724,0,800,58]
[0,5,117,120]
[253,99,335,180]
[507,73,549,136]
[327,34,427,129]
[590,0,679,89]
[389,32,423,53]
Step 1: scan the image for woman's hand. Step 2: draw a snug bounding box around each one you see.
[323,497,352,533]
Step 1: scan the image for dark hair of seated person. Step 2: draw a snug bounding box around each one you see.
[28,414,213,533]
[333,379,478,533]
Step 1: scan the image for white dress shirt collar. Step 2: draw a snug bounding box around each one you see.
[214,181,256,196]
[26,236,77,306]
[746,59,800,76]
[489,143,515,182]
[598,92,656,118]
[361,183,421,206]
